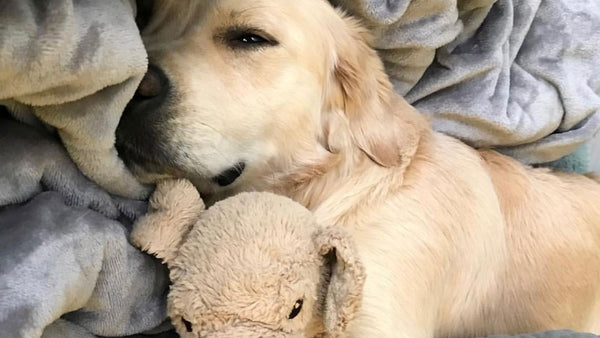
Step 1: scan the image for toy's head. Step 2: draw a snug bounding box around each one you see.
[131,180,365,337]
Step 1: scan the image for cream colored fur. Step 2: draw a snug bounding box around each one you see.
[127,0,600,337]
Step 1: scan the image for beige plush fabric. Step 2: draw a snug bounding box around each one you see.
[131,179,366,337]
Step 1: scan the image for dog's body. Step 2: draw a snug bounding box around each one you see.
[117,0,600,336]
[305,130,600,337]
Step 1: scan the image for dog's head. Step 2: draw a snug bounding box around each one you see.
[117,0,426,200]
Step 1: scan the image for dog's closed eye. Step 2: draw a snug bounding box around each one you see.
[234,33,267,44]
[220,26,279,49]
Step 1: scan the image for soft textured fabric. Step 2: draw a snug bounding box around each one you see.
[590,132,600,173]
[0,114,171,338]
[332,0,600,166]
[130,180,365,337]
[0,192,169,338]
[543,144,590,174]
[0,0,149,198]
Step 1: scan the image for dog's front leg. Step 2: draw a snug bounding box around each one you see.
[332,224,448,338]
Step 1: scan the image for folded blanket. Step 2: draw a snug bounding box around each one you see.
[0,0,149,198]
[0,192,168,338]
[333,0,600,165]
[0,113,170,338]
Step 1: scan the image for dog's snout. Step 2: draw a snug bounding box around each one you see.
[136,65,168,98]
[116,64,173,171]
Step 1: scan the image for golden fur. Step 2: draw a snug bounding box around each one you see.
[119,0,600,336]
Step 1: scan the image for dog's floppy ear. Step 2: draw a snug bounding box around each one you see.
[324,13,428,169]
[130,179,204,264]
[314,226,365,336]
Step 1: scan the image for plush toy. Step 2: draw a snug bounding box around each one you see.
[130,179,365,337]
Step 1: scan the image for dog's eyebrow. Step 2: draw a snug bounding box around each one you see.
[228,6,268,20]
[228,9,244,20]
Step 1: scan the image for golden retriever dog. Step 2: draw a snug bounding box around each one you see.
[116,0,600,336]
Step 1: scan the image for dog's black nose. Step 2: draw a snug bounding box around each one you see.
[116,64,172,170]
[136,65,168,98]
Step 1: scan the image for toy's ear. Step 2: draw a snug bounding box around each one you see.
[314,226,365,336]
[130,179,204,264]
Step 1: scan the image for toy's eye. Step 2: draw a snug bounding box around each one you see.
[181,317,193,332]
[288,299,303,319]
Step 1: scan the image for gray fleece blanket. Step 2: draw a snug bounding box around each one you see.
[0,112,172,337]
[0,0,149,198]
[334,0,600,165]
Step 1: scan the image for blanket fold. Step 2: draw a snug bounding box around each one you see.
[0,113,170,338]
[0,0,149,198]
[0,192,169,338]
[334,0,600,164]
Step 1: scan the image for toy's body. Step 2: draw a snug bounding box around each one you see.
[131,179,365,337]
